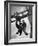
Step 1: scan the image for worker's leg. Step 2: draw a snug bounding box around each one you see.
[23,28,28,35]
[16,29,20,34]
[19,29,22,36]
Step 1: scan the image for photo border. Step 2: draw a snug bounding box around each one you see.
[4,1,37,45]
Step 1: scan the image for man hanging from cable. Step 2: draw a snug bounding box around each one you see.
[11,9,29,36]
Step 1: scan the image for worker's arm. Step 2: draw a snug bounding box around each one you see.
[16,21,20,29]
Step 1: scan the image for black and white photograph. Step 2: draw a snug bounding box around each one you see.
[4,1,37,45]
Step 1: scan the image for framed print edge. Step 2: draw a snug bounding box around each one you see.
[4,1,8,45]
